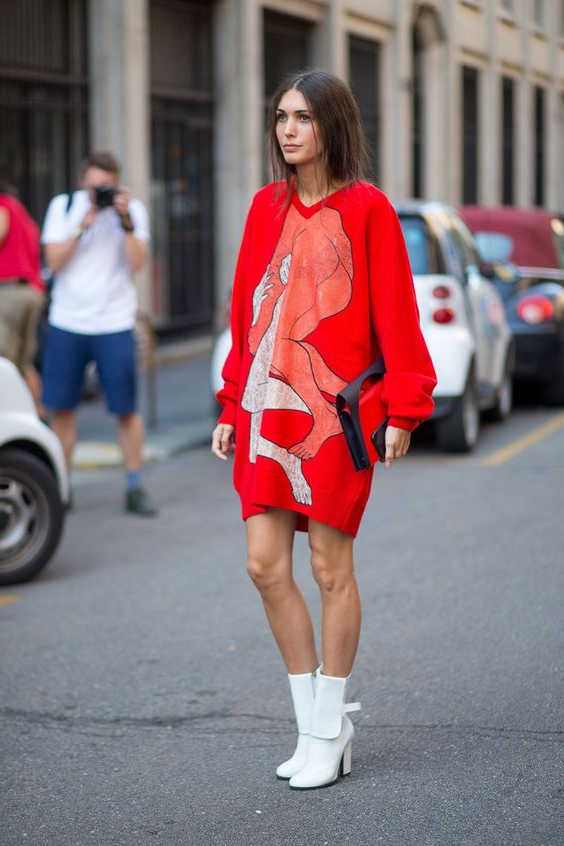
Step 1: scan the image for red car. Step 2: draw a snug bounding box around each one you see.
[459,206,564,405]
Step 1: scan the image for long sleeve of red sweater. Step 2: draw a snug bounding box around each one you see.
[368,197,437,432]
[215,199,256,426]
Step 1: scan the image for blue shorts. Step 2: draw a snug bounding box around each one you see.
[42,325,138,415]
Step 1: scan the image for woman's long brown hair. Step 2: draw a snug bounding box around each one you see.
[267,69,369,204]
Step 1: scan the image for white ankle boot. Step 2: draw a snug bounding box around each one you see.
[289,672,360,790]
[276,669,317,779]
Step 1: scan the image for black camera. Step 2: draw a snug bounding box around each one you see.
[94,185,116,209]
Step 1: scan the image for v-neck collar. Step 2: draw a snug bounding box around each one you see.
[291,184,350,218]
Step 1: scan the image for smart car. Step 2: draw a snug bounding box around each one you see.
[396,202,514,450]
[0,357,69,584]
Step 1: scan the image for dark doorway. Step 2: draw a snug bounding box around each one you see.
[263,10,313,179]
[533,85,545,207]
[150,0,214,334]
[462,65,479,204]
[412,23,425,198]
[349,35,381,185]
[263,10,312,105]
[501,76,515,205]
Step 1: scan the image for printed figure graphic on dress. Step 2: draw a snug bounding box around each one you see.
[241,204,353,506]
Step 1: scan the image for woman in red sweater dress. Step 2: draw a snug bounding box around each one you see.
[212,71,436,789]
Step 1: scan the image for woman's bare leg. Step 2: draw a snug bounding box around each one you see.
[246,508,318,674]
[308,518,361,677]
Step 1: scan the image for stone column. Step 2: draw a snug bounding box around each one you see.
[88,0,151,310]
[313,0,346,77]
[423,38,447,200]
[388,0,412,199]
[380,22,395,195]
[516,14,532,207]
[213,0,263,323]
[442,0,461,204]
[546,88,563,212]
[546,3,562,211]
[480,0,500,204]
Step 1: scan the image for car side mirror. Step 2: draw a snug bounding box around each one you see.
[479,260,495,279]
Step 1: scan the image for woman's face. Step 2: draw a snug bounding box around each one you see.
[275,88,322,168]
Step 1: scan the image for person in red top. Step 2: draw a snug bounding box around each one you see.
[0,179,45,411]
[212,71,436,789]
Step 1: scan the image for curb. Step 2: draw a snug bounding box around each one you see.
[155,335,214,367]
[73,418,215,470]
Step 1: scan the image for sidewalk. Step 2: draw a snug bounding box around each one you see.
[73,340,216,470]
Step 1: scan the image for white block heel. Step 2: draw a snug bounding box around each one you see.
[289,673,360,790]
[340,741,352,777]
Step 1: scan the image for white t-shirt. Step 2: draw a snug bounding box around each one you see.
[41,190,150,334]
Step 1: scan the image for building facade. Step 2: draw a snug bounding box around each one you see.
[1,0,563,336]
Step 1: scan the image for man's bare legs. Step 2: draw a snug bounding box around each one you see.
[118,411,156,514]
[50,410,77,469]
[50,409,144,472]
[23,364,46,419]
[117,411,144,471]
[308,518,361,677]
[246,508,318,674]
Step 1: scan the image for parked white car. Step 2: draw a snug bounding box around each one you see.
[0,358,69,584]
[397,201,514,450]
[210,201,514,453]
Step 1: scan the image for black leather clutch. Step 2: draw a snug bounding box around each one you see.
[336,358,389,471]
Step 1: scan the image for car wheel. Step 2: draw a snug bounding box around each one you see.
[436,373,480,452]
[0,449,65,585]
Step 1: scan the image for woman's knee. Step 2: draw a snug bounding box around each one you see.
[246,552,290,594]
[245,509,296,594]
[309,544,354,594]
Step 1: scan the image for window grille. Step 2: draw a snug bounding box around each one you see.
[501,77,515,204]
[533,85,545,207]
[349,35,381,186]
[0,0,87,224]
[462,66,479,204]
[150,0,214,333]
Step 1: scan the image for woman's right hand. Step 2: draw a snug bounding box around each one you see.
[211,423,235,460]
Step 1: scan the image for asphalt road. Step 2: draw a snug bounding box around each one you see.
[1,405,563,846]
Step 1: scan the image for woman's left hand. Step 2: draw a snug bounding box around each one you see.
[384,425,411,467]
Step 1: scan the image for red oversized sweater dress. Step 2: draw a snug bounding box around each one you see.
[216,181,437,536]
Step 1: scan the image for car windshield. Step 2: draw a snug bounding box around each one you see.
[474,231,514,263]
[399,216,430,275]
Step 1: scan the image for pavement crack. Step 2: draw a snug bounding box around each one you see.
[1,707,562,743]
[0,707,286,735]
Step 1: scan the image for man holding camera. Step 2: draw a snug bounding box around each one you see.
[41,151,157,516]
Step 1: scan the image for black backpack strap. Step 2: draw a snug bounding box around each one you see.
[44,192,74,293]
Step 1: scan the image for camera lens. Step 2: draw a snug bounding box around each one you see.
[95,185,115,208]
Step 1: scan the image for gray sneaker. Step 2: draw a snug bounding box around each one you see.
[125,486,158,517]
